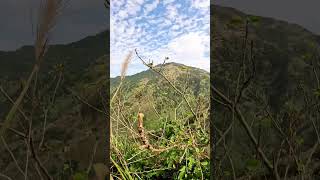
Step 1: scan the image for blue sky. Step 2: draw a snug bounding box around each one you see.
[110,0,210,77]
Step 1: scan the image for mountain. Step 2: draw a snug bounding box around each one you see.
[0,31,109,179]
[111,62,209,91]
[1,3,320,179]
[212,5,320,112]
[0,28,210,179]
[212,5,320,179]
[0,30,109,80]
[111,62,209,124]
[110,62,210,179]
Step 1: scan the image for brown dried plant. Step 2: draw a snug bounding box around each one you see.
[121,51,133,80]
[111,51,133,104]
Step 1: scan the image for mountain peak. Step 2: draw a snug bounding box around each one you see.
[154,62,185,67]
[154,62,207,71]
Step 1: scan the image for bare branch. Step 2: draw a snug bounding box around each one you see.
[135,49,198,121]
[1,136,25,176]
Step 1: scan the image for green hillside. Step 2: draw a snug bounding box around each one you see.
[212,5,320,179]
[0,30,109,80]
[0,33,210,179]
[0,31,109,179]
[110,62,210,179]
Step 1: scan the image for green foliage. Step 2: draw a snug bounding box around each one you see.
[212,4,320,179]
[260,118,272,128]
[245,159,261,172]
[314,88,320,97]
[110,63,210,179]
[227,16,244,29]
[248,15,261,25]
[72,171,88,180]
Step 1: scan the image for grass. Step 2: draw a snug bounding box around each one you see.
[110,51,210,179]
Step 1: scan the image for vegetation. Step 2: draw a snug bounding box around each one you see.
[110,50,210,179]
[212,5,320,179]
[0,0,109,179]
[2,2,320,180]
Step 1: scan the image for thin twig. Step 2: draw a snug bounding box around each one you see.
[1,136,25,176]
[87,139,100,174]
[29,136,53,180]
[212,85,274,171]
[0,173,12,180]
[135,49,198,122]
[67,88,105,114]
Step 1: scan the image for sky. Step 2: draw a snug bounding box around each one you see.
[0,0,108,51]
[110,0,210,77]
[2,0,320,77]
[213,0,320,35]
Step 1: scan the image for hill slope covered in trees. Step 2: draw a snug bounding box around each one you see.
[212,5,320,179]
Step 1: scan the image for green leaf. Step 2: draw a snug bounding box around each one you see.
[245,159,260,172]
[178,166,186,180]
[224,170,231,176]
[201,161,208,167]
[63,163,69,171]
[229,16,244,27]
[260,118,272,128]
[248,15,261,25]
[314,88,320,97]
[302,53,312,60]
[72,172,88,180]
[188,157,195,170]
[296,136,304,145]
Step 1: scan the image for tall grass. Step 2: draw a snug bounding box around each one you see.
[0,0,67,137]
[111,51,133,104]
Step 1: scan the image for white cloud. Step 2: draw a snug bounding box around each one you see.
[166,5,178,20]
[126,1,142,16]
[153,32,209,71]
[144,0,160,14]
[110,0,210,77]
[192,0,209,9]
[163,0,176,5]
[118,10,128,19]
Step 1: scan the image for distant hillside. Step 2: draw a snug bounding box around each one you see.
[0,29,210,178]
[110,62,210,179]
[212,5,320,179]
[212,5,320,112]
[0,31,109,179]
[111,62,209,88]
[111,62,209,125]
[0,30,109,80]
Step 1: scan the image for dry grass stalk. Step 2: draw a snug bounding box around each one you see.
[121,51,133,80]
[35,0,67,61]
[0,0,66,138]
[111,51,133,104]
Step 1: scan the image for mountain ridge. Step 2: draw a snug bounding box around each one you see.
[213,4,320,37]
[0,30,109,80]
[111,62,209,80]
